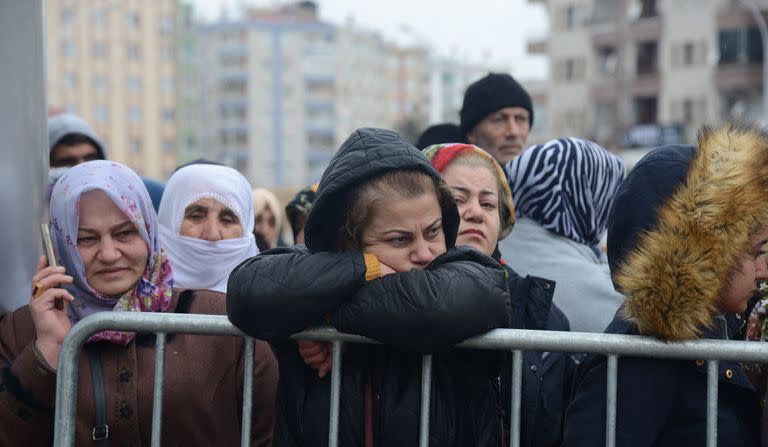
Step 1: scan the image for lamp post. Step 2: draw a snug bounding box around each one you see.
[740,0,768,123]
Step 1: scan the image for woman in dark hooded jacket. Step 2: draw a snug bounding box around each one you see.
[227,128,511,446]
[562,124,768,446]
[422,142,573,447]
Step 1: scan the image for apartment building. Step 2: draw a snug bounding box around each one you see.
[529,0,768,148]
[188,2,436,188]
[46,0,179,179]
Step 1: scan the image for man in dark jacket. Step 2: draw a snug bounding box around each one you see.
[563,124,768,446]
[228,128,511,446]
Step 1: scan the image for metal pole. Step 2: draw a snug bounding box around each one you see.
[605,355,618,447]
[0,0,46,314]
[150,333,167,447]
[740,0,768,123]
[509,350,524,447]
[419,355,433,447]
[241,337,255,447]
[706,360,719,447]
[328,341,343,447]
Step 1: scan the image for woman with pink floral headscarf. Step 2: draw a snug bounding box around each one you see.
[0,160,277,446]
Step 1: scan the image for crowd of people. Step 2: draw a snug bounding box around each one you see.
[2,71,768,446]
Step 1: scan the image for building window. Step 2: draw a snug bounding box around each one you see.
[633,96,658,124]
[595,101,617,143]
[127,75,141,91]
[565,5,576,29]
[126,43,141,60]
[683,42,695,66]
[94,105,108,123]
[683,99,694,123]
[161,77,174,95]
[161,108,175,122]
[719,28,763,64]
[161,44,175,62]
[636,41,658,75]
[92,74,108,90]
[93,42,107,59]
[556,58,585,82]
[126,12,141,29]
[128,138,142,153]
[565,59,576,80]
[747,28,763,62]
[160,15,174,34]
[163,139,175,153]
[128,106,142,123]
[62,72,78,89]
[597,46,616,76]
[91,9,106,27]
[61,8,76,26]
[638,0,657,18]
[61,41,77,57]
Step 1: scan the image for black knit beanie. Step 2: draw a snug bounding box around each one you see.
[459,73,533,136]
[415,123,464,149]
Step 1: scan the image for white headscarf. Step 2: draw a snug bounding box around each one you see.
[158,164,258,293]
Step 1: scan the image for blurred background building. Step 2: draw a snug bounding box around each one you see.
[528,0,768,149]
[44,0,768,185]
[189,3,452,187]
[46,0,180,179]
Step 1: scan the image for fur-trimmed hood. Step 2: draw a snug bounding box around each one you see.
[607,124,768,341]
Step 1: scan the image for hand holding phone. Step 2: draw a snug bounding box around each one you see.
[40,224,64,310]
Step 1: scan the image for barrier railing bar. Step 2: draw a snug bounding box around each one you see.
[54,313,768,447]
[328,341,343,447]
[605,355,618,447]
[241,337,255,447]
[150,333,167,447]
[419,354,433,447]
[707,360,719,447]
[510,350,523,447]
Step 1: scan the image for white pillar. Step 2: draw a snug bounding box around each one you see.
[0,0,47,313]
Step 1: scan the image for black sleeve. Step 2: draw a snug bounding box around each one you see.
[226,246,369,340]
[331,246,511,352]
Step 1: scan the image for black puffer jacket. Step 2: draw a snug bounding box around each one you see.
[500,264,574,447]
[227,128,511,446]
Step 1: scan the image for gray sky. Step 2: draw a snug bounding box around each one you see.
[190,0,549,80]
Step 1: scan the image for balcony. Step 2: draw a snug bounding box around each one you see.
[305,124,334,138]
[631,74,661,97]
[527,38,548,55]
[717,63,763,90]
[304,73,335,86]
[305,99,334,113]
[629,16,661,41]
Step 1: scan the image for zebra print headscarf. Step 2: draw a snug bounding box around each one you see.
[506,138,625,246]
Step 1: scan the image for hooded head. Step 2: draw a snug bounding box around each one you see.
[158,163,257,293]
[48,113,106,163]
[508,138,625,246]
[416,123,464,149]
[252,188,282,250]
[285,183,319,244]
[50,160,173,345]
[460,73,533,136]
[422,143,515,241]
[304,128,460,255]
[608,124,768,341]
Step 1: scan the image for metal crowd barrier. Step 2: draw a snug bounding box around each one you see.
[53,312,768,447]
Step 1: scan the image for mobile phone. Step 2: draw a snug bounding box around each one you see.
[40,223,64,310]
